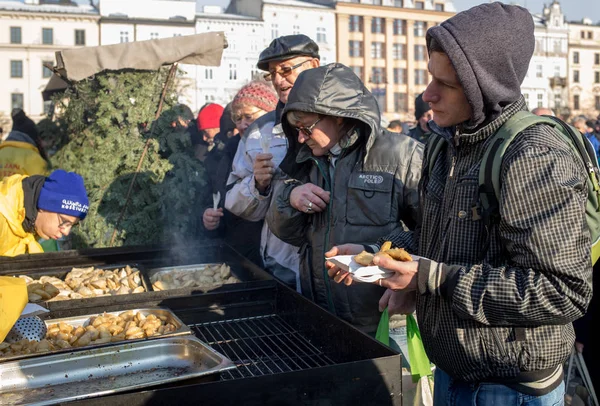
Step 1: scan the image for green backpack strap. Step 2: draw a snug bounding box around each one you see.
[478,111,557,223]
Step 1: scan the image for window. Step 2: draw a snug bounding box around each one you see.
[574,70,580,83]
[414,21,426,37]
[414,45,426,61]
[11,93,24,110]
[414,1,424,9]
[553,40,561,54]
[536,64,543,78]
[573,52,580,64]
[293,25,300,35]
[371,17,384,34]
[75,29,86,45]
[394,92,407,112]
[349,40,363,57]
[415,69,427,85]
[394,0,403,6]
[205,68,213,80]
[581,31,586,39]
[435,3,444,11]
[588,31,593,39]
[43,100,53,116]
[372,0,382,5]
[554,93,561,109]
[10,60,23,78]
[150,33,159,40]
[120,31,129,43]
[554,65,561,77]
[204,94,215,103]
[316,27,327,43]
[596,96,600,110]
[537,93,543,108]
[10,27,21,44]
[574,95,580,110]
[393,68,407,84]
[229,63,237,80]
[596,72,600,84]
[42,28,53,45]
[271,24,278,39]
[596,53,600,65]
[173,33,182,37]
[349,16,363,32]
[393,19,405,35]
[371,42,384,59]
[371,67,384,84]
[392,43,406,60]
[42,62,52,78]
[524,93,529,107]
[351,66,363,80]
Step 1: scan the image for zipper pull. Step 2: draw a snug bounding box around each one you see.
[454,127,461,147]
[449,155,456,178]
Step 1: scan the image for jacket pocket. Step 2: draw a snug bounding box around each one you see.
[345,172,394,226]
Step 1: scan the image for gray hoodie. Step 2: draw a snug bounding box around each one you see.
[384,2,591,396]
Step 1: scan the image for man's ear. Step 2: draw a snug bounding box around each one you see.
[312,58,321,68]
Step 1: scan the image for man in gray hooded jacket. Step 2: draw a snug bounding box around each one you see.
[267,64,423,331]
[329,2,592,404]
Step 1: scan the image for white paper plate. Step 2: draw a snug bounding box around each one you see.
[326,254,421,283]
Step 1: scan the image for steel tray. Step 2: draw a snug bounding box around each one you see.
[17,263,153,302]
[0,335,235,406]
[0,307,192,363]
[147,263,238,291]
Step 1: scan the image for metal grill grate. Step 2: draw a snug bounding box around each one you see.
[191,315,335,380]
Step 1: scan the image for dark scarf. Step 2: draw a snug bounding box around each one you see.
[21,175,46,233]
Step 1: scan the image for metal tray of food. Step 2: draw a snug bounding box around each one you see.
[147,263,240,291]
[0,307,192,363]
[17,263,153,303]
[0,335,235,406]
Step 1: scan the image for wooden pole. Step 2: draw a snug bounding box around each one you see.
[109,62,178,247]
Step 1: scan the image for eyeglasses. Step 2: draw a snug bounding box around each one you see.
[57,213,78,230]
[232,109,263,123]
[296,116,322,137]
[263,60,311,82]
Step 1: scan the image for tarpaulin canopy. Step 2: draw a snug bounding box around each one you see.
[42,73,69,101]
[53,31,227,82]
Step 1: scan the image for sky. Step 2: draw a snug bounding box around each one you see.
[196,0,600,23]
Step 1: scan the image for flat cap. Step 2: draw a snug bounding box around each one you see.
[257,34,319,71]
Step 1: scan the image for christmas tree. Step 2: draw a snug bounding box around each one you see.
[51,68,207,248]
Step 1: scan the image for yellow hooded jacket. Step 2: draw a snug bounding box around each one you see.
[0,174,44,256]
[0,141,49,180]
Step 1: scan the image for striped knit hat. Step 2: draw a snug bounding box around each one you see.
[231,81,278,113]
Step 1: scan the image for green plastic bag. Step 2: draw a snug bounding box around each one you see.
[375,307,390,346]
[406,314,432,382]
[39,239,59,252]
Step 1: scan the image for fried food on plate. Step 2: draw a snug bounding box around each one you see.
[353,251,375,266]
[385,248,413,262]
[352,241,413,267]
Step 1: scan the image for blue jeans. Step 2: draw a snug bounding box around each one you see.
[433,368,564,406]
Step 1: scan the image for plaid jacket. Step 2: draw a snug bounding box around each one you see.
[385,98,593,393]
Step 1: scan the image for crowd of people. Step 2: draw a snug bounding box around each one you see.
[0,1,598,404]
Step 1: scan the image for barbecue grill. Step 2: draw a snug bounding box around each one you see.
[1,243,403,405]
[43,282,401,405]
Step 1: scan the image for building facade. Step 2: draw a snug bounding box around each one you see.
[333,0,455,122]
[522,1,569,116]
[0,0,99,124]
[568,18,600,118]
[228,0,337,65]
[195,6,265,107]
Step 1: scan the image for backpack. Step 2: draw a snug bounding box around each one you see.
[427,111,600,264]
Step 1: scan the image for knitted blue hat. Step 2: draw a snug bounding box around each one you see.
[37,170,89,220]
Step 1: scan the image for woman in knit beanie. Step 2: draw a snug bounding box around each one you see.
[230,81,278,137]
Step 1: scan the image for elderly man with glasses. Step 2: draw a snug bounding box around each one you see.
[225,35,320,291]
[266,63,423,333]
